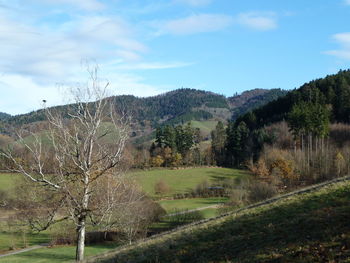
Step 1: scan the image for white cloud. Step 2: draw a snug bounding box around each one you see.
[0,71,171,115]
[174,0,212,7]
[40,0,105,11]
[0,74,63,115]
[159,14,233,35]
[0,14,146,83]
[344,0,350,5]
[237,12,278,31]
[325,32,350,60]
[107,73,171,97]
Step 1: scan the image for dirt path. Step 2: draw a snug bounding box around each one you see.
[0,243,48,258]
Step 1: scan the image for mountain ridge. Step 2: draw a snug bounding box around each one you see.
[4,88,286,129]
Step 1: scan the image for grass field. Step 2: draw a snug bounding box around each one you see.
[131,167,248,198]
[189,120,218,137]
[0,173,20,193]
[0,167,247,261]
[158,197,227,213]
[0,230,50,253]
[0,244,119,263]
[89,180,350,263]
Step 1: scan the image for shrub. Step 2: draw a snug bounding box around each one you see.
[229,188,247,207]
[154,180,170,195]
[49,225,76,246]
[150,155,164,167]
[247,181,277,204]
[247,158,270,178]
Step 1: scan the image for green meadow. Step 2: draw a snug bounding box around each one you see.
[131,167,248,198]
[0,167,247,261]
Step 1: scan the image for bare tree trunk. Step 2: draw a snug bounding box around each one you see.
[76,217,86,262]
[76,182,90,262]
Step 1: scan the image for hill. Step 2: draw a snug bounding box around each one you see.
[229,89,287,120]
[1,88,286,144]
[86,177,350,263]
[235,69,350,129]
[0,113,10,121]
[4,88,286,129]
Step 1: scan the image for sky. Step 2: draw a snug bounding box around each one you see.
[1,0,350,115]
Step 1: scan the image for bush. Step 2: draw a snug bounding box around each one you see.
[191,180,227,198]
[247,159,270,179]
[229,188,247,207]
[49,225,76,246]
[247,181,277,204]
[154,180,170,195]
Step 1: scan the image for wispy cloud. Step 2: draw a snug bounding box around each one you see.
[39,0,105,11]
[0,14,146,82]
[325,32,350,60]
[158,14,233,35]
[174,0,212,7]
[237,12,278,31]
[344,0,350,5]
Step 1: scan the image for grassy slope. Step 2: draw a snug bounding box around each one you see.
[0,244,119,263]
[131,167,247,198]
[89,180,350,263]
[189,120,218,137]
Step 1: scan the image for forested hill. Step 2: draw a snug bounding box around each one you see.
[229,89,287,120]
[5,88,286,128]
[0,112,11,121]
[235,69,350,129]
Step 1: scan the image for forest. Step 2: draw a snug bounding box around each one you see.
[210,70,350,191]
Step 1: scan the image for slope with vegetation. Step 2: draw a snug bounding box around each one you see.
[86,177,350,263]
[0,113,10,121]
[235,69,350,128]
[207,70,350,193]
[2,88,286,136]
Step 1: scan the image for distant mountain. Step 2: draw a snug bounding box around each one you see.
[6,88,286,126]
[2,88,287,142]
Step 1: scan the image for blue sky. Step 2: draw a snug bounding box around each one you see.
[1,0,350,114]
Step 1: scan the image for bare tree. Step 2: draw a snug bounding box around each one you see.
[1,66,130,261]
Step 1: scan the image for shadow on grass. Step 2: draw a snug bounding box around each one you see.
[106,184,350,263]
[12,250,74,262]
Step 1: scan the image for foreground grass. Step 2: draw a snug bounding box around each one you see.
[0,230,50,253]
[0,244,119,263]
[88,180,350,263]
[131,167,247,198]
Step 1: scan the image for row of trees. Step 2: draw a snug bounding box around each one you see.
[148,124,201,167]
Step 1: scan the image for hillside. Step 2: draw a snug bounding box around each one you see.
[235,69,350,129]
[3,88,286,134]
[229,89,287,120]
[0,113,10,121]
[86,177,350,263]
[0,88,286,147]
